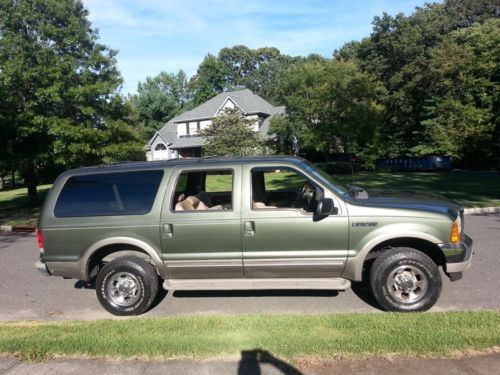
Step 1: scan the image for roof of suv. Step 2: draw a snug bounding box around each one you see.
[66,156,307,175]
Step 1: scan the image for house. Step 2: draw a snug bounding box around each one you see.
[144,88,285,160]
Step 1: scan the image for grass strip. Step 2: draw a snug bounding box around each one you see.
[0,311,498,361]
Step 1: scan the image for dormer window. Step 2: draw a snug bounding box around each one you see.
[155,143,167,151]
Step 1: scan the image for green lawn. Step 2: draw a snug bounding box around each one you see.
[204,170,500,208]
[0,311,498,361]
[1,170,499,226]
[334,171,500,208]
[0,185,51,226]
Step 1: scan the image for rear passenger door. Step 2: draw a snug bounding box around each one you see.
[160,165,243,278]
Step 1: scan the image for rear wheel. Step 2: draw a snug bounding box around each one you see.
[369,248,442,312]
[96,256,159,316]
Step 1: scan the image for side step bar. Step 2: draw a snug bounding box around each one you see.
[163,278,351,291]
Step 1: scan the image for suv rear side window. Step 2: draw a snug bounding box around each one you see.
[54,170,164,217]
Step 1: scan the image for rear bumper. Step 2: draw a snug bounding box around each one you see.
[38,257,84,279]
[35,260,52,276]
[438,233,473,280]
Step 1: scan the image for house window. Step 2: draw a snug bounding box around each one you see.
[189,122,198,136]
[155,143,167,151]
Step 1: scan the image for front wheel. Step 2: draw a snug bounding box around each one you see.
[96,256,159,316]
[370,248,442,312]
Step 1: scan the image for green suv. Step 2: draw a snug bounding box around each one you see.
[37,156,473,315]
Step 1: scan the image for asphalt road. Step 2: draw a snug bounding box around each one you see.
[0,214,498,321]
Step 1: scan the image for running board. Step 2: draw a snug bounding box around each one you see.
[163,278,351,291]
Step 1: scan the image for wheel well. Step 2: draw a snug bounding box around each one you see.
[363,237,446,275]
[86,244,153,280]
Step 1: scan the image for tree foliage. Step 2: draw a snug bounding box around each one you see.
[337,0,499,165]
[0,0,143,202]
[132,70,189,133]
[275,60,384,157]
[200,109,264,157]
[419,18,500,166]
[188,46,297,106]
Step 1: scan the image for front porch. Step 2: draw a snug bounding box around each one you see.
[176,147,202,158]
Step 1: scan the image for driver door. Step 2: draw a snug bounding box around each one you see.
[241,165,349,278]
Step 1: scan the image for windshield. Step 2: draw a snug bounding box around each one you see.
[302,161,352,199]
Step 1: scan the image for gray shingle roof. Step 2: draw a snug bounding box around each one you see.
[145,89,285,151]
[174,88,277,122]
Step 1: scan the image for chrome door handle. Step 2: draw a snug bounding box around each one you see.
[244,221,255,236]
[163,223,173,238]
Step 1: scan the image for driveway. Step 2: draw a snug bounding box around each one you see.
[0,214,498,320]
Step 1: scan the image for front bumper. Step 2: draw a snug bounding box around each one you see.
[438,233,473,281]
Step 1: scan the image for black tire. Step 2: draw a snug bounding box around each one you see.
[369,248,442,312]
[96,256,159,316]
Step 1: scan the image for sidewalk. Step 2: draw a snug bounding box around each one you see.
[1,353,499,375]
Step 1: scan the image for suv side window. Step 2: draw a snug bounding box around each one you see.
[54,170,164,217]
[172,169,233,212]
[251,168,323,213]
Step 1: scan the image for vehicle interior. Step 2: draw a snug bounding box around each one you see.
[251,168,322,212]
[172,170,233,211]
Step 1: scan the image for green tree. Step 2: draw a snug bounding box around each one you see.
[200,109,264,156]
[189,54,228,106]
[188,46,297,105]
[268,114,301,155]
[0,0,140,203]
[418,18,500,167]
[133,70,189,134]
[217,45,297,104]
[277,59,384,157]
[342,0,499,159]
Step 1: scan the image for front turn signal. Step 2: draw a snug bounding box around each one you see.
[450,222,460,243]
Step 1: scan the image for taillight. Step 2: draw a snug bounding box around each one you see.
[450,222,460,243]
[37,230,44,249]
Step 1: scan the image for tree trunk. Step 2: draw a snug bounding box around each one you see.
[11,170,16,188]
[25,162,38,206]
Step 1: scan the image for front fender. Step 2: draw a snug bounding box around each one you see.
[343,221,446,281]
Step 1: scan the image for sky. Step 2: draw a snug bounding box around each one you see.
[82,0,433,94]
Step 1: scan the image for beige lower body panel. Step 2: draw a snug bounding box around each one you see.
[163,277,351,291]
[446,258,473,273]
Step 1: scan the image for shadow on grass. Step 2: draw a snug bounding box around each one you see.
[238,349,302,375]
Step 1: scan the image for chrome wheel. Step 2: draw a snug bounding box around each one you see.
[107,272,141,307]
[387,265,428,304]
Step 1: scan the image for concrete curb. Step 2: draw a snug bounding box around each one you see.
[1,353,499,375]
[0,225,36,233]
[464,206,500,215]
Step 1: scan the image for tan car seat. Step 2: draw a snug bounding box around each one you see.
[176,196,223,211]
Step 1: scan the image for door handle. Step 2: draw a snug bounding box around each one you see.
[244,221,255,236]
[163,223,173,238]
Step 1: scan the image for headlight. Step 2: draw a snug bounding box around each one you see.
[451,216,462,243]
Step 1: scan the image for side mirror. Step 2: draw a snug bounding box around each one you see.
[314,198,336,221]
